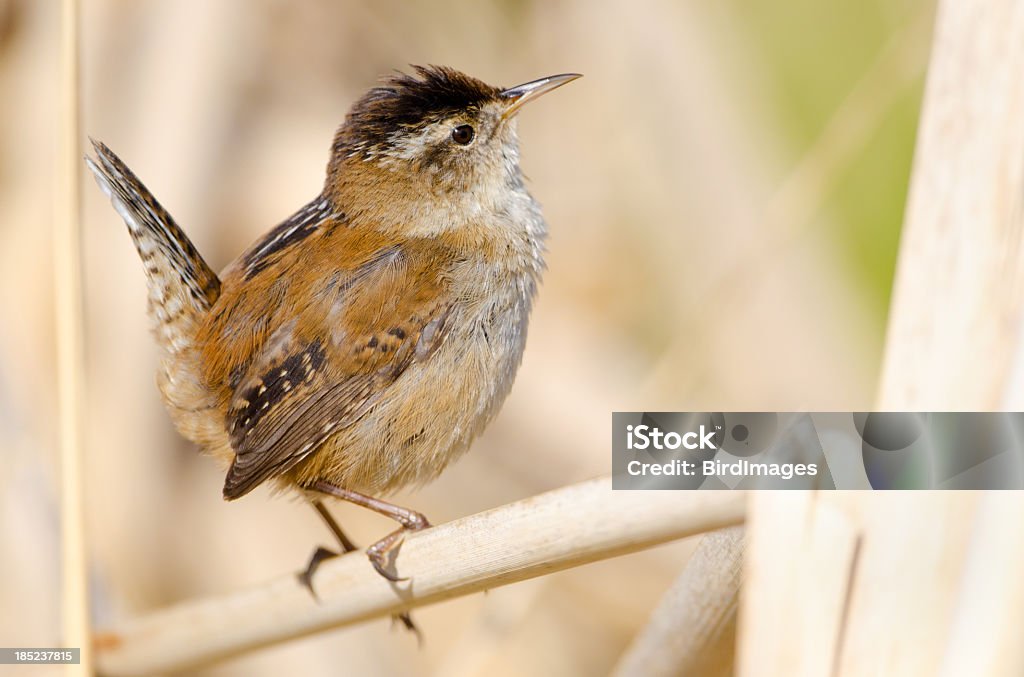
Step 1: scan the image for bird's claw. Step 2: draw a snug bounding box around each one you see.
[297,545,340,599]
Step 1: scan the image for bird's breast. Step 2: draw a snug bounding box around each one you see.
[292,265,539,495]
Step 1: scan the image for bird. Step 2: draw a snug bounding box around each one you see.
[86,66,580,600]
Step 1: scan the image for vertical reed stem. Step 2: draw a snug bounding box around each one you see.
[55,0,90,672]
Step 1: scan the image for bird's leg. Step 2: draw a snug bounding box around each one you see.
[297,499,358,596]
[301,494,420,637]
[313,498,358,552]
[307,480,431,582]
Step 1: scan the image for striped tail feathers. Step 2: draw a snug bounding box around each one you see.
[86,140,221,353]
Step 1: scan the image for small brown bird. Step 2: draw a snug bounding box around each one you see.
[86,66,579,593]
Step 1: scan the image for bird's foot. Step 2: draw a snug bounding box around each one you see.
[365,510,431,582]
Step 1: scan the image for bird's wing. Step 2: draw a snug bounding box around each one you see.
[219,241,454,499]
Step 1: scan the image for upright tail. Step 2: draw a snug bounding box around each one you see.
[86,140,221,354]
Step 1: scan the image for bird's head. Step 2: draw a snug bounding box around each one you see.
[325,65,579,238]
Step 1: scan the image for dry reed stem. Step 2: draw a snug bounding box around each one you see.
[739,493,983,676]
[612,527,743,677]
[55,0,90,673]
[938,493,1024,675]
[878,0,1024,409]
[93,477,745,676]
[740,0,1024,674]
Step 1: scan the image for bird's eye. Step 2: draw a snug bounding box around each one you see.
[451,124,475,145]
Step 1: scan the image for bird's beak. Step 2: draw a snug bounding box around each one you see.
[499,73,582,120]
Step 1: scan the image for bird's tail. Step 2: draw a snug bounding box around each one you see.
[86,140,221,354]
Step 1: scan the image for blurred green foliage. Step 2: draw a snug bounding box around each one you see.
[729,0,928,323]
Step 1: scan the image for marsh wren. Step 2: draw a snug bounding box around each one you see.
[87,66,579,591]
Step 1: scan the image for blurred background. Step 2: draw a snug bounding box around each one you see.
[1,0,933,674]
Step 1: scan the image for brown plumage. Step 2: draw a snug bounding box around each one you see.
[87,66,579,589]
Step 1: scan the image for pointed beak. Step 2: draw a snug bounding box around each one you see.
[499,73,582,120]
